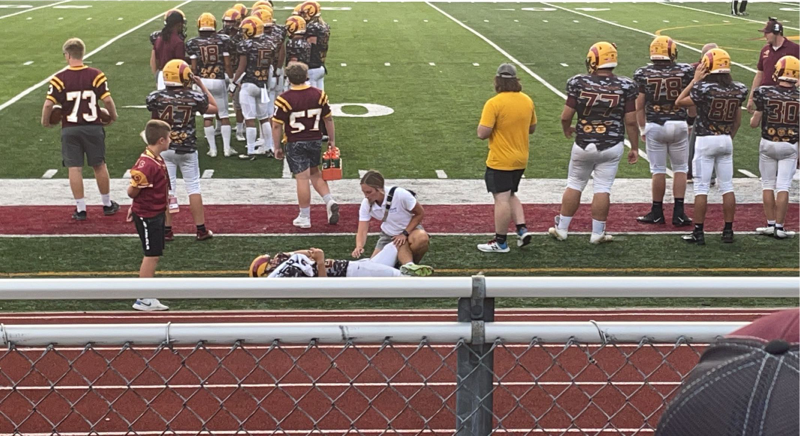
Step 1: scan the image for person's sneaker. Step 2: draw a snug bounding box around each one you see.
[236,132,246,142]
[293,215,311,229]
[637,210,665,224]
[682,231,705,245]
[72,209,87,221]
[589,232,613,244]
[548,227,568,241]
[756,226,776,236]
[207,148,218,158]
[327,201,340,225]
[672,212,692,227]
[239,153,257,161]
[224,147,238,157]
[722,229,734,243]
[196,229,213,241]
[477,239,510,253]
[517,230,533,247]
[132,298,169,311]
[775,228,795,239]
[400,263,434,277]
[103,201,120,216]
[165,229,174,242]
[264,149,275,159]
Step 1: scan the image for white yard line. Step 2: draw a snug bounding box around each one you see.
[282,158,291,179]
[0,0,193,113]
[201,169,214,179]
[116,61,124,66]
[541,2,758,74]
[358,169,367,178]
[0,0,69,20]
[23,61,33,66]
[435,169,448,179]
[738,169,757,178]
[41,169,57,179]
[658,2,800,31]
[122,170,131,179]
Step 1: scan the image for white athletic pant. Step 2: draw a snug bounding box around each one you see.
[239,82,269,121]
[644,121,689,174]
[693,135,734,195]
[346,244,402,277]
[162,149,201,196]
[759,138,798,193]
[566,142,624,194]
[201,78,229,118]
[308,66,325,90]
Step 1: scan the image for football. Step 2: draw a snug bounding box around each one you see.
[48,106,62,126]
[99,107,112,124]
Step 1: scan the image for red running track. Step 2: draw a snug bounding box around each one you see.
[0,309,770,435]
[1,203,796,234]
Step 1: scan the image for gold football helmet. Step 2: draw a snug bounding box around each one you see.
[586,41,618,73]
[285,15,307,35]
[249,254,272,277]
[252,0,271,10]
[222,8,242,26]
[240,16,264,39]
[232,3,247,18]
[291,4,303,16]
[701,48,731,74]
[649,36,677,62]
[251,7,273,26]
[300,1,320,20]
[773,55,799,83]
[162,59,193,87]
[197,12,216,31]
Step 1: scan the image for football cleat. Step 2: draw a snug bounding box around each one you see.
[400,263,434,277]
[701,48,731,74]
[649,36,677,62]
[637,210,665,224]
[236,132,246,142]
[239,153,257,161]
[682,231,705,245]
[477,239,510,253]
[133,298,169,312]
[672,212,692,227]
[589,232,613,244]
[327,201,340,225]
[162,59,193,87]
[285,15,307,35]
[548,227,568,241]
[721,229,734,243]
[197,12,216,31]
[517,230,533,248]
[775,228,796,239]
[72,209,87,221]
[293,215,311,229]
[586,41,617,73]
[196,229,213,241]
[103,201,120,216]
[773,55,799,84]
[207,148,217,157]
[240,16,264,39]
[756,226,776,236]
[224,147,238,157]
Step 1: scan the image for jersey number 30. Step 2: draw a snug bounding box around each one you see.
[289,109,322,134]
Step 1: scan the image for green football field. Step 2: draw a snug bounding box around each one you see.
[0,1,797,179]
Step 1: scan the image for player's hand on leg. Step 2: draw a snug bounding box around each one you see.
[628,149,639,165]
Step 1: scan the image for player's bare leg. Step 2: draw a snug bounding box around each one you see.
[549,187,581,240]
[139,256,160,278]
[293,168,313,228]
[762,190,776,222]
[776,191,789,226]
[693,194,707,225]
[310,166,338,224]
[590,192,613,244]
[652,173,666,203]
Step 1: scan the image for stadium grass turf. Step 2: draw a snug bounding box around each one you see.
[0,234,796,311]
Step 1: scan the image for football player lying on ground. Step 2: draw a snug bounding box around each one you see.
[249,244,434,278]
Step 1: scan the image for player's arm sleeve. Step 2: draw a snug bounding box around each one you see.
[273,95,290,124]
[186,40,197,59]
[478,100,496,128]
[633,69,646,93]
[624,83,638,113]
[688,83,703,105]
[358,200,372,222]
[319,91,332,118]
[565,77,579,109]
[753,88,765,111]
[47,76,65,104]
[92,72,111,100]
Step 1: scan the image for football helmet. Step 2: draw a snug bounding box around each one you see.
[291,4,302,16]
[701,48,731,74]
[240,16,264,39]
[232,3,247,17]
[251,7,273,26]
[286,15,307,35]
[649,36,677,62]
[773,55,799,83]
[300,1,320,20]
[249,254,272,277]
[222,8,242,26]
[162,59,193,87]
[197,12,216,31]
[586,42,617,73]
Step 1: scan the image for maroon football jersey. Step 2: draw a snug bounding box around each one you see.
[130,148,169,218]
[46,66,110,128]
[273,85,331,143]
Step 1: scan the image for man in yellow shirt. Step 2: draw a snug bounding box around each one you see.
[476,63,537,253]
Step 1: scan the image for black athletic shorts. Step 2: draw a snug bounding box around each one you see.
[133,212,165,257]
[485,167,525,194]
[61,125,106,167]
[285,140,322,174]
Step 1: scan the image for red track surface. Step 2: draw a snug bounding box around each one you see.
[0,309,772,435]
[1,203,796,234]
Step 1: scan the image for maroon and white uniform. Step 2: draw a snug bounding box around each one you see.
[753,84,799,192]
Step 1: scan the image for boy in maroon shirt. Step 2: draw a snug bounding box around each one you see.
[127,120,172,311]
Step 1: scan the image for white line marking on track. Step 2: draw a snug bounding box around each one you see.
[435,170,448,179]
[542,2,758,74]
[0,0,69,20]
[738,169,757,178]
[473,62,479,66]
[0,0,194,114]
[58,17,62,20]
[201,169,214,179]
[358,169,367,178]
[573,19,579,23]
[340,62,346,67]
[542,19,548,22]
[659,2,800,31]
[633,20,638,23]
[560,63,568,67]
[122,170,131,179]
[663,20,669,22]
[484,19,489,22]
[23,61,33,66]
[26,16,31,20]
[384,62,390,66]
[85,17,91,20]
[513,19,518,22]
[118,17,123,20]
[363,19,367,22]
[692,20,699,23]
[42,169,57,179]
[429,62,436,66]
[393,19,398,22]
[116,61,124,66]
[282,158,291,179]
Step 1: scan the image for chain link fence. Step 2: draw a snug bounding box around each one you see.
[0,336,706,435]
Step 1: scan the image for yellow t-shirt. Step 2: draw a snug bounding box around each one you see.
[479,91,537,171]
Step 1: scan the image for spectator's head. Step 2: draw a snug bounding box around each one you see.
[286,62,308,85]
[700,43,717,57]
[360,170,385,204]
[62,38,85,62]
[761,17,784,45]
[494,63,522,93]
[656,309,800,436]
[144,120,172,151]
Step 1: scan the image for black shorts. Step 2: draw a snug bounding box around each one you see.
[285,140,322,174]
[133,212,165,257]
[485,167,525,194]
[61,125,106,167]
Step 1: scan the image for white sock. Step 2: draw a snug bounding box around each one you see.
[768,220,776,226]
[776,223,784,229]
[76,198,86,212]
[300,207,311,218]
[592,219,606,235]
[100,194,111,207]
[558,215,572,231]
[322,194,333,205]
[260,120,273,151]
[221,125,232,152]
[204,126,217,153]
[246,127,258,154]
